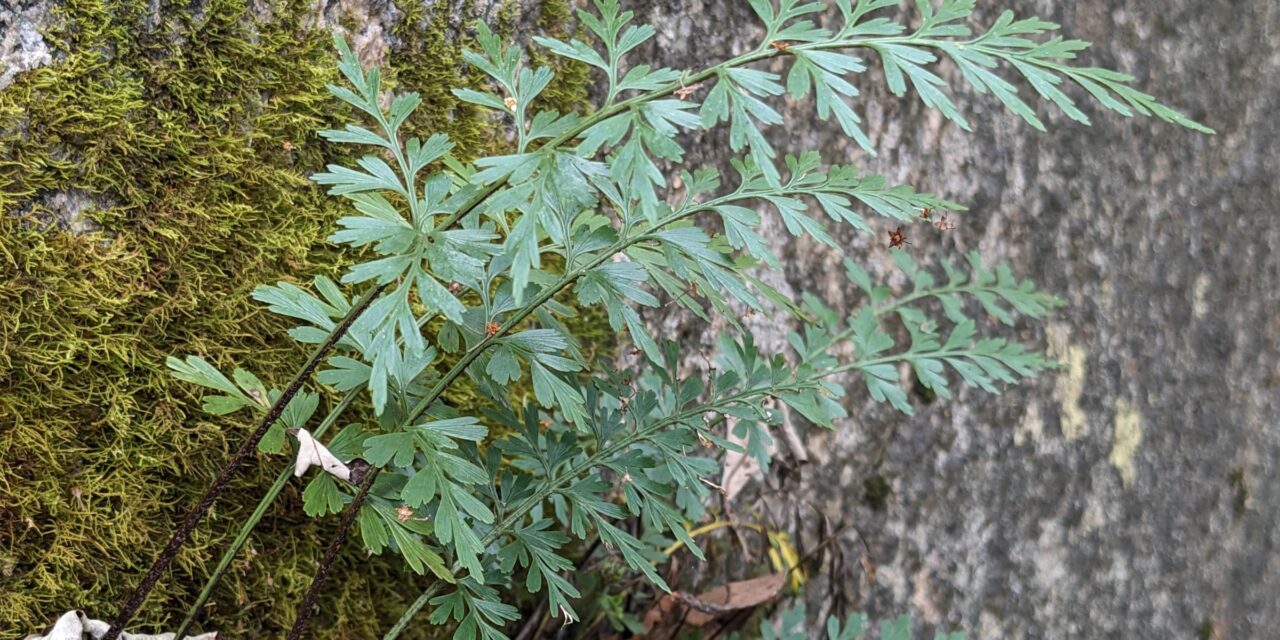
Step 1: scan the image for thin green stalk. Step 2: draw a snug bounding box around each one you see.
[171,390,358,638]
[383,582,445,640]
[827,349,970,376]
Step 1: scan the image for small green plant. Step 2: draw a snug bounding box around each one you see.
[749,602,963,640]
[91,1,1208,639]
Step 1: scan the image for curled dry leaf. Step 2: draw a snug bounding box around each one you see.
[25,610,218,640]
[639,573,787,638]
[860,551,878,581]
[290,427,351,482]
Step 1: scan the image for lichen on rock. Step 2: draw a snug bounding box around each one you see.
[0,1,56,89]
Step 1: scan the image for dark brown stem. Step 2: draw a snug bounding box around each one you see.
[512,602,547,640]
[103,283,387,640]
[285,468,378,639]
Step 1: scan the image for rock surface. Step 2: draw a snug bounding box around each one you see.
[0,1,54,89]
[623,1,1277,639]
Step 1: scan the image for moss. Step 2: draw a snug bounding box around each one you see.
[1228,468,1248,519]
[529,0,594,114]
[389,0,592,154]
[0,0,601,637]
[862,474,891,511]
[1196,617,1215,640]
[390,1,495,155]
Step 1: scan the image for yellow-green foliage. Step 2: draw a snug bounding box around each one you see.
[0,0,595,637]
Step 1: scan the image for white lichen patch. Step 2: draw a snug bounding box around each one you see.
[1079,493,1108,534]
[10,190,110,236]
[910,555,944,624]
[1109,398,1144,486]
[1193,273,1211,319]
[42,190,107,235]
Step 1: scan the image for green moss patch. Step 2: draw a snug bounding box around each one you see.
[0,0,597,636]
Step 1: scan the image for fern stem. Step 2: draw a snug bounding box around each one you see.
[286,466,379,640]
[381,581,445,640]
[175,305,444,637]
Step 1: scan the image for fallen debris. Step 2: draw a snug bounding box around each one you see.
[25,610,218,640]
[639,573,788,638]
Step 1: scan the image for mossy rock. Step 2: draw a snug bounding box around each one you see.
[0,0,595,637]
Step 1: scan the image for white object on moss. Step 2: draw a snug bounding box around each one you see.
[25,610,218,640]
[291,427,351,481]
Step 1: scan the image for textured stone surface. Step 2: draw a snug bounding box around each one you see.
[624,1,1278,639]
[0,1,55,89]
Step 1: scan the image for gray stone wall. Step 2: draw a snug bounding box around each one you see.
[626,1,1278,638]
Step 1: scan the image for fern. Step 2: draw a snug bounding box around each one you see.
[85,2,1210,640]
[749,602,964,640]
